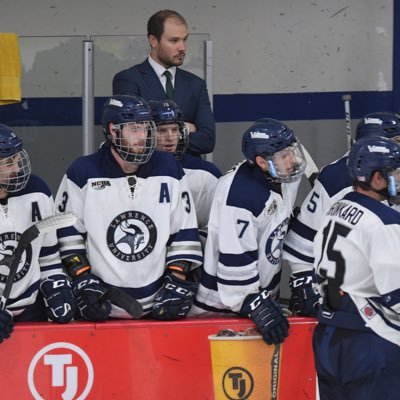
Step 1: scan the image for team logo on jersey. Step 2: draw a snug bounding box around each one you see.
[0,232,32,283]
[91,180,111,190]
[106,211,157,262]
[266,200,278,215]
[265,219,289,265]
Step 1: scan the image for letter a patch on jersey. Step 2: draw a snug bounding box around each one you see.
[159,183,171,203]
[31,201,42,222]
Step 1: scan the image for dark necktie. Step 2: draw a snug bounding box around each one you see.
[163,70,174,99]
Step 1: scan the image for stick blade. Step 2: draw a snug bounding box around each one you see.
[102,286,143,319]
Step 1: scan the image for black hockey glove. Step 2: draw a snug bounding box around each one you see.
[40,274,77,323]
[289,271,320,317]
[0,309,13,343]
[72,273,111,322]
[152,273,197,320]
[240,289,289,345]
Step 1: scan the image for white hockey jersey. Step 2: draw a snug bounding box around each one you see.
[283,154,352,273]
[55,145,203,316]
[180,153,221,229]
[314,192,400,346]
[190,161,301,316]
[0,174,65,316]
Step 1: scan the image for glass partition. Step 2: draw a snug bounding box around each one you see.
[92,33,210,98]
[0,34,211,193]
[0,35,86,194]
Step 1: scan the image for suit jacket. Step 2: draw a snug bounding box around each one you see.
[112,59,215,156]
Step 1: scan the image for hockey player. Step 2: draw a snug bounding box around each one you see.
[55,95,202,321]
[282,111,400,317]
[190,119,306,345]
[313,136,400,399]
[0,124,76,344]
[149,99,222,230]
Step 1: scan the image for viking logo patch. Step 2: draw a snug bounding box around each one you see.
[0,232,32,283]
[265,219,289,265]
[107,211,157,262]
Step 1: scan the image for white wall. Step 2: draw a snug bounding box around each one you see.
[0,0,393,94]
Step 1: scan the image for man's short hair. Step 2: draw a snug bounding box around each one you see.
[147,10,187,40]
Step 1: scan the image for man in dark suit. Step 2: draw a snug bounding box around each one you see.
[113,10,215,157]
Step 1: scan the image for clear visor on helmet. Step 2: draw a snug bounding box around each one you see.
[388,167,400,204]
[267,142,307,183]
[155,121,189,159]
[0,149,31,192]
[113,121,157,164]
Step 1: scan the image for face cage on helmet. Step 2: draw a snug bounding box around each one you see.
[0,149,31,192]
[112,121,157,164]
[266,142,307,183]
[155,121,189,159]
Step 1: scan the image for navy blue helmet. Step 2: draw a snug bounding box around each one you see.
[0,124,31,192]
[0,123,23,157]
[149,99,189,159]
[355,112,400,141]
[102,95,156,164]
[347,136,400,203]
[242,119,306,182]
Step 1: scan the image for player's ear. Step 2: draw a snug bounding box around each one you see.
[148,35,158,49]
[255,155,268,172]
[370,170,386,189]
[109,123,118,138]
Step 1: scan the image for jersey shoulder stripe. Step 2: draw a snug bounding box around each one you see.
[180,154,222,178]
[14,174,52,197]
[66,147,185,188]
[343,192,400,225]
[226,162,272,217]
[317,156,352,198]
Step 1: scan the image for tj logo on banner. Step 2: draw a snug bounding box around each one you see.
[28,342,94,400]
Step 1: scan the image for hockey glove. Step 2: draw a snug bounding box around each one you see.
[72,273,111,322]
[289,271,320,317]
[240,289,289,345]
[152,273,197,320]
[40,274,77,323]
[0,309,13,343]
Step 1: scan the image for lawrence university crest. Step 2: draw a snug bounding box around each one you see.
[107,211,157,262]
[265,218,289,265]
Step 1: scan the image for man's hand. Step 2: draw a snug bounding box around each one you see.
[289,271,320,317]
[152,273,197,320]
[240,289,289,345]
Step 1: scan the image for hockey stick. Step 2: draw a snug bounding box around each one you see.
[301,144,319,187]
[342,94,352,149]
[100,286,143,319]
[0,212,77,310]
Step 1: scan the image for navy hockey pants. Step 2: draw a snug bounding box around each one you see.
[313,323,400,400]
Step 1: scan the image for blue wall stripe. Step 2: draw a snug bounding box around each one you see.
[213,91,393,122]
[0,91,394,126]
